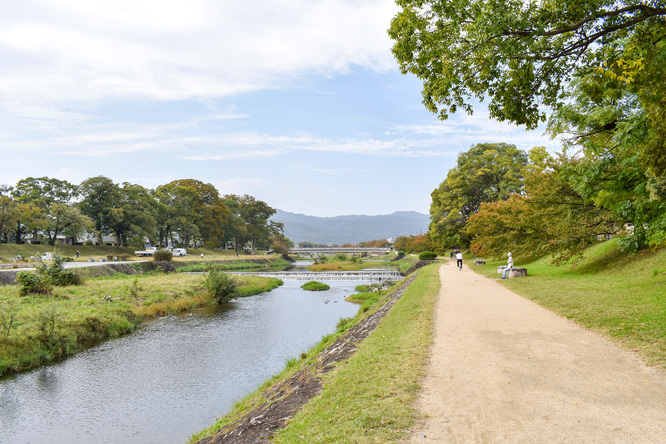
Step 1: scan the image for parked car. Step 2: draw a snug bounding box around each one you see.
[172,248,187,257]
[41,252,55,261]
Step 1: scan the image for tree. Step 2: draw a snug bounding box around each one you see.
[546,32,666,250]
[170,180,229,248]
[467,150,617,262]
[154,183,200,248]
[12,177,77,243]
[107,183,158,247]
[393,234,438,254]
[269,231,293,255]
[429,143,528,249]
[389,0,666,129]
[0,195,19,243]
[13,177,78,206]
[79,176,121,245]
[43,203,93,246]
[223,194,276,252]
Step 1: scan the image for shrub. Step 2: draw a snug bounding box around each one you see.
[153,250,173,262]
[16,271,52,296]
[419,251,438,260]
[118,254,131,261]
[40,255,82,286]
[302,281,330,291]
[205,271,238,303]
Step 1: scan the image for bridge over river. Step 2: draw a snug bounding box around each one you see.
[232,270,403,281]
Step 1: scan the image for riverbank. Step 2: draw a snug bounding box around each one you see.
[0,270,283,376]
[190,263,441,443]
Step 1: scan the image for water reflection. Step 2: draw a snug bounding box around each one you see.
[0,278,362,444]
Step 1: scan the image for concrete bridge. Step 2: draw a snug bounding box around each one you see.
[288,247,392,256]
[232,270,403,281]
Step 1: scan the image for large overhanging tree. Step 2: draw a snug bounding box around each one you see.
[389,0,666,129]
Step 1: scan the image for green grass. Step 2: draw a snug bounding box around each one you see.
[189,264,440,443]
[301,281,330,291]
[0,272,282,376]
[473,239,666,367]
[274,264,439,442]
[177,258,290,272]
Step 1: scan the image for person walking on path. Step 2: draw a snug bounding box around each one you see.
[455,250,463,270]
[409,261,666,442]
[501,252,513,279]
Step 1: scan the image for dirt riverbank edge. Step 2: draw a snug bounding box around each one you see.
[193,272,420,444]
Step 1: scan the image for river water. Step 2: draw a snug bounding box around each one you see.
[0,271,366,444]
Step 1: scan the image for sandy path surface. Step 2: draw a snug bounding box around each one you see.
[409,260,666,443]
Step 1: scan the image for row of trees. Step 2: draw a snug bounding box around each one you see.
[429,140,665,262]
[0,177,290,252]
[391,0,666,262]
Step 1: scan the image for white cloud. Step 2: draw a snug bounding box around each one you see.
[0,0,398,106]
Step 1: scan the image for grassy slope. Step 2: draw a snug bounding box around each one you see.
[273,264,439,443]
[0,244,276,262]
[474,239,666,367]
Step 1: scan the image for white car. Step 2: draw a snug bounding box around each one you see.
[172,248,187,257]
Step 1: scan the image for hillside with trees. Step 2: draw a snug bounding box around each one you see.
[270,210,429,245]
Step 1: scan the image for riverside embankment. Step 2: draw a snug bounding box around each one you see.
[0,278,364,444]
[0,259,289,376]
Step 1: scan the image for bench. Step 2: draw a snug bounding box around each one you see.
[508,267,527,278]
[497,266,527,278]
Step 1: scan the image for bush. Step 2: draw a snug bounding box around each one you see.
[153,250,173,262]
[419,251,438,260]
[17,254,83,295]
[118,254,131,261]
[16,271,52,296]
[39,255,83,286]
[302,281,330,291]
[205,271,238,303]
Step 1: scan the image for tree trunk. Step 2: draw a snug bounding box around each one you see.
[15,222,24,244]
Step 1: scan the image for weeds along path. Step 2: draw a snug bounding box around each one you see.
[409,260,666,442]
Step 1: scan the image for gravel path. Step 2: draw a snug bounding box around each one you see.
[409,260,666,443]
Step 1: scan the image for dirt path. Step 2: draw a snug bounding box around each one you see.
[409,260,666,443]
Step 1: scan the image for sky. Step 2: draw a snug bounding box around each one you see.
[0,0,561,218]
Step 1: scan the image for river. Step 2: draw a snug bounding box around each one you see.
[0,271,368,444]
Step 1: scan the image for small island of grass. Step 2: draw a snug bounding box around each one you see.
[301,281,330,291]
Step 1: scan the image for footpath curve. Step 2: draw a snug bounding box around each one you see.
[409,260,666,443]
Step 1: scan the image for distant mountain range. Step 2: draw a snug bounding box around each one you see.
[270,210,430,245]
